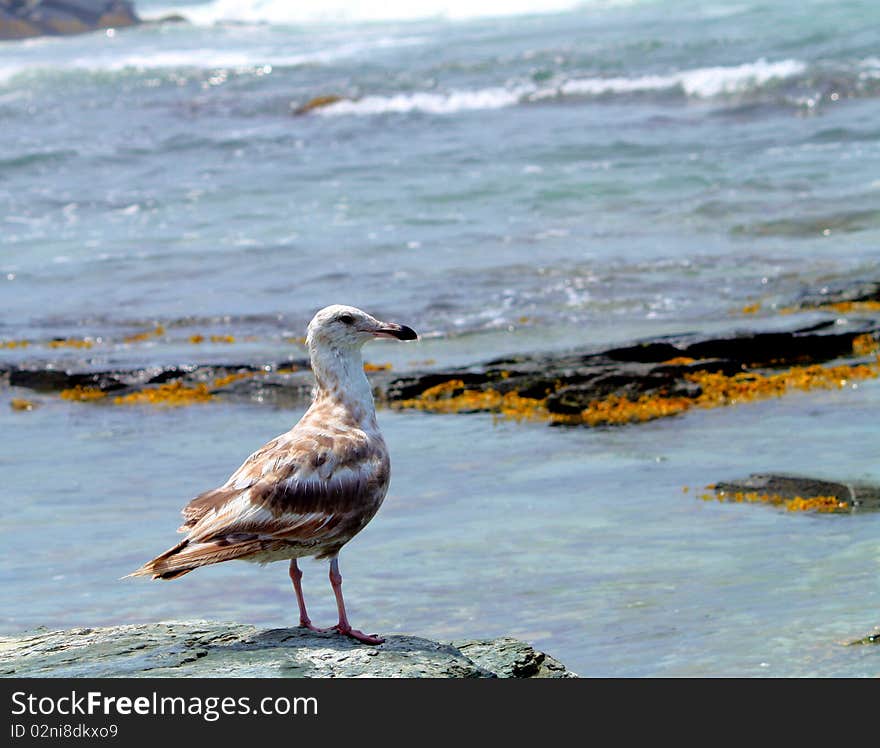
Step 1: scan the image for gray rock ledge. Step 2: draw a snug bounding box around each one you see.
[0,621,576,678]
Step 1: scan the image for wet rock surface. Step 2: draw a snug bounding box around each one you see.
[0,621,576,678]
[2,317,878,418]
[794,278,880,310]
[712,473,880,512]
[0,0,138,40]
[383,317,880,416]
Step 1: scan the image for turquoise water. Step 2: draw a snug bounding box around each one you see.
[2,0,880,676]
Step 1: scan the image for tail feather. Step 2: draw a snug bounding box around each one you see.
[125,537,266,580]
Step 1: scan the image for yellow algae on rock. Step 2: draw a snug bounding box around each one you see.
[852,333,880,356]
[188,334,205,344]
[294,94,345,115]
[554,393,693,426]
[2,339,30,348]
[124,325,165,343]
[784,495,848,513]
[364,362,392,372]
[113,381,214,407]
[395,380,548,421]
[393,353,880,427]
[10,398,35,411]
[822,300,880,314]
[661,357,697,366]
[60,386,107,401]
[47,338,93,349]
[209,334,236,344]
[701,489,848,513]
[781,299,880,315]
[686,360,880,408]
[740,302,762,315]
[212,372,255,388]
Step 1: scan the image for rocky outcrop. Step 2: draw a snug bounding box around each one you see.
[293,94,346,115]
[712,473,880,512]
[3,316,879,419]
[0,0,138,40]
[849,628,880,646]
[0,621,576,678]
[794,278,880,310]
[384,318,879,412]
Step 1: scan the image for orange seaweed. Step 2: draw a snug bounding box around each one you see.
[113,381,214,407]
[60,386,107,401]
[701,489,848,513]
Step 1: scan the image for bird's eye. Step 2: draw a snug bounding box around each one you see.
[338,313,355,325]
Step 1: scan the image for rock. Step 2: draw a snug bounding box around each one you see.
[0,621,577,678]
[0,7,43,38]
[8,367,125,393]
[796,279,880,309]
[5,315,879,423]
[848,628,880,646]
[385,317,880,415]
[151,13,187,24]
[454,637,574,678]
[0,0,138,40]
[713,473,880,512]
[294,95,345,115]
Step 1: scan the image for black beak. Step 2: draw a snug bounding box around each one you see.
[373,323,419,341]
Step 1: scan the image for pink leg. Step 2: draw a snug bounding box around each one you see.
[288,559,325,634]
[327,557,384,645]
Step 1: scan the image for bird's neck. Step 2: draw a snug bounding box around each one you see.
[309,343,377,428]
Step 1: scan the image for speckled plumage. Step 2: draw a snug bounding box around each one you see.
[131,305,416,581]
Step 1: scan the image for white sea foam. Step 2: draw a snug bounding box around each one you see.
[317,86,531,115]
[559,58,807,98]
[150,0,588,25]
[315,58,807,116]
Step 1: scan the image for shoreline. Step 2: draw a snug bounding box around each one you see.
[4,282,878,427]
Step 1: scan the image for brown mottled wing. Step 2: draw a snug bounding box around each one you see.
[131,426,390,579]
[178,435,286,532]
[186,426,388,553]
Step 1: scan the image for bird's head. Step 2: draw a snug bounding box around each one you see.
[306,305,418,352]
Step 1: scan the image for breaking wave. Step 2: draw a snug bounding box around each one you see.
[314,57,809,116]
[146,0,589,25]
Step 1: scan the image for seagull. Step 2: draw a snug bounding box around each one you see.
[129,304,418,645]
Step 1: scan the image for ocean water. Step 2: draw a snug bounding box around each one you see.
[2,0,879,676]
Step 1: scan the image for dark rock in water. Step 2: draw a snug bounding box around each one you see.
[848,628,880,646]
[385,318,880,415]
[0,621,577,678]
[294,94,345,115]
[146,365,202,385]
[713,473,880,512]
[0,7,43,38]
[5,315,879,424]
[0,0,138,40]
[796,279,880,309]
[151,13,187,24]
[681,328,860,366]
[213,371,316,409]
[8,367,125,392]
